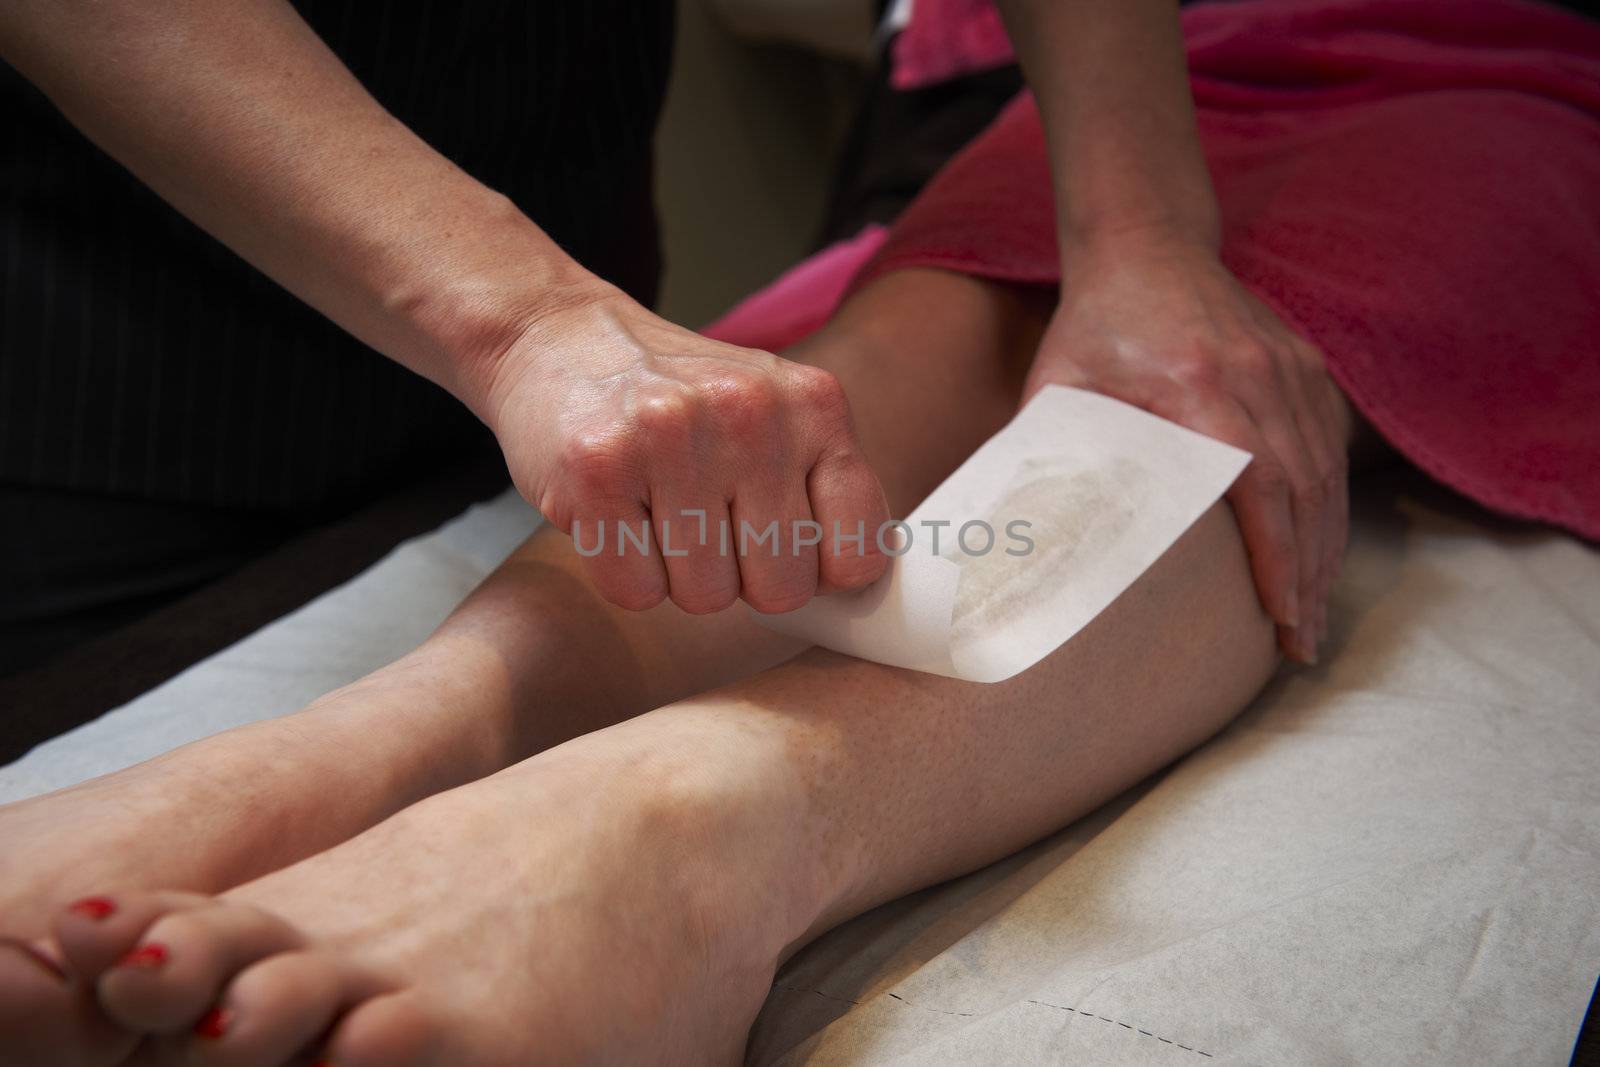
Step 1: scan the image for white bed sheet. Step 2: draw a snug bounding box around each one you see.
[3,473,1597,1065]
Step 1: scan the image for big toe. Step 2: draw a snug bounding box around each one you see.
[0,937,136,1067]
[71,892,305,1035]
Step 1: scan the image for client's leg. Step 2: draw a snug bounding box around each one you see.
[0,269,1044,1063]
[0,269,1037,931]
[41,281,1284,1065]
[0,530,793,935]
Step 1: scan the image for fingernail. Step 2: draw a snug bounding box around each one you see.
[67,896,116,920]
[117,943,169,969]
[194,1006,231,1039]
[1285,585,1301,629]
[1299,633,1319,666]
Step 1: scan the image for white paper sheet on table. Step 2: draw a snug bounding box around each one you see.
[753,385,1251,682]
[747,477,1600,1066]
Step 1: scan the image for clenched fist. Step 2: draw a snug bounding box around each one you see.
[483,283,891,615]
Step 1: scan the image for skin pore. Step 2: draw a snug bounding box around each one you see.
[0,269,1310,1065]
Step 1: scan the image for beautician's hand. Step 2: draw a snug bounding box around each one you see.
[485,282,890,615]
[0,0,889,620]
[1024,231,1349,663]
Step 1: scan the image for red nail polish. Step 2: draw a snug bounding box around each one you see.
[117,943,169,969]
[67,896,116,920]
[194,1006,231,1039]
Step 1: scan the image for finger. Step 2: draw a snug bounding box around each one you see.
[1284,340,1347,652]
[1325,448,1349,640]
[807,444,890,595]
[730,487,819,614]
[783,362,889,595]
[572,501,669,612]
[544,430,668,613]
[1248,407,1322,663]
[653,496,740,615]
[1235,451,1306,661]
[1238,296,1338,658]
[1309,361,1351,646]
[1311,431,1345,651]
[1181,398,1300,639]
[1239,345,1330,663]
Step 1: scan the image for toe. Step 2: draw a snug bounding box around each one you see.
[319,990,440,1067]
[0,936,137,1067]
[55,890,210,982]
[173,949,376,1067]
[95,897,306,1034]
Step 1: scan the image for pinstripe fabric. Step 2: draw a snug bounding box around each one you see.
[0,2,675,513]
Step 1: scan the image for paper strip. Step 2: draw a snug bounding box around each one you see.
[752,386,1251,683]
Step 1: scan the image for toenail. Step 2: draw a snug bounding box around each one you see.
[194,1006,231,1039]
[117,943,169,969]
[67,896,117,920]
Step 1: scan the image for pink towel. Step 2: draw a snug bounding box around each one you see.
[890,0,1015,89]
[703,224,888,353]
[853,0,1600,539]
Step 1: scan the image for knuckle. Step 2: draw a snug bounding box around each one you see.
[1318,462,1342,497]
[558,433,639,499]
[1151,383,1212,426]
[1231,339,1275,373]
[1170,351,1224,393]
[825,548,888,590]
[634,389,700,440]
[1249,458,1291,497]
[705,373,779,436]
[674,583,739,616]
[791,365,849,417]
[604,573,667,613]
[744,567,818,615]
[1291,476,1321,510]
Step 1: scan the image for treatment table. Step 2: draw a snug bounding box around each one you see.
[3,467,1597,1065]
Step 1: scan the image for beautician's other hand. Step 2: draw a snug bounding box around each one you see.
[484,282,890,615]
[1024,231,1349,663]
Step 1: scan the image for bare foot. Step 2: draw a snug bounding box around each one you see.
[0,642,517,1067]
[41,702,840,1066]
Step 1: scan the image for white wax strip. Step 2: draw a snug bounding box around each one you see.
[752,386,1251,683]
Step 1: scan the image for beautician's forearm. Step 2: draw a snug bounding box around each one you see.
[994,0,1219,255]
[0,0,588,418]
